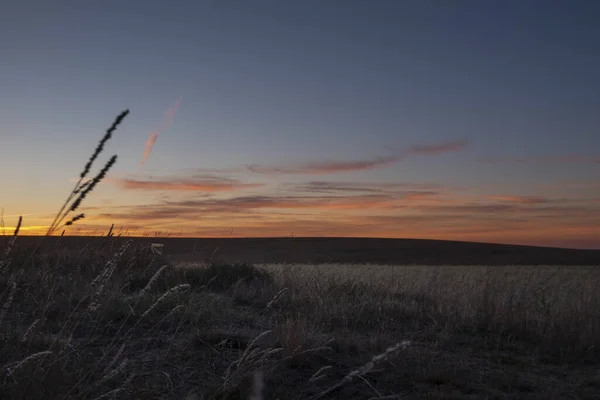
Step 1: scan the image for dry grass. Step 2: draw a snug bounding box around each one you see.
[260,263,600,362]
[2,250,600,399]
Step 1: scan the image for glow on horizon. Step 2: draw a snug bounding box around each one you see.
[3,174,600,249]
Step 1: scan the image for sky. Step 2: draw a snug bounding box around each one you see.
[1,0,599,249]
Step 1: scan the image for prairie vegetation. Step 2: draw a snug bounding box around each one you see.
[2,246,600,399]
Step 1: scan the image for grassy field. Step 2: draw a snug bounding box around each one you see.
[8,236,600,266]
[1,240,600,399]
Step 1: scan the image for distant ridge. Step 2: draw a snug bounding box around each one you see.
[6,236,600,266]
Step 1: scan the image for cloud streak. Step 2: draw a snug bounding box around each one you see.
[141,97,182,166]
[486,195,550,205]
[247,154,401,175]
[288,181,458,195]
[97,194,406,222]
[141,133,158,166]
[247,139,469,176]
[409,139,469,155]
[97,191,599,223]
[478,154,600,165]
[112,175,264,192]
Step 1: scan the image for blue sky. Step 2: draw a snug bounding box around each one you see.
[1,1,599,248]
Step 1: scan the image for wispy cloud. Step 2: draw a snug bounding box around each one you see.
[478,154,600,165]
[419,201,596,220]
[287,181,458,195]
[141,133,159,166]
[247,154,401,175]
[111,175,263,192]
[285,181,451,205]
[99,194,403,221]
[486,195,550,205]
[141,98,182,166]
[247,139,469,176]
[96,191,597,223]
[409,139,469,155]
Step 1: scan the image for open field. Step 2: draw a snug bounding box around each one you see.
[1,237,600,399]
[5,236,600,266]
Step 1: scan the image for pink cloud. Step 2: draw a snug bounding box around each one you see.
[140,132,158,166]
[140,98,182,166]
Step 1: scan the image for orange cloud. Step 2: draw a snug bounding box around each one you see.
[86,193,600,249]
[95,190,600,227]
[112,176,263,192]
[18,160,599,249]
[27,187,599,248]
[97,194,406,222]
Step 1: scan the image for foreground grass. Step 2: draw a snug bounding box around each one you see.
[1,240,600,399]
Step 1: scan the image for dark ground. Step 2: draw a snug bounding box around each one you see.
[6,236,600,266]
[2,236,600,399]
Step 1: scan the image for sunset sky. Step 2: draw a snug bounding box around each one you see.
[1,1,599,249]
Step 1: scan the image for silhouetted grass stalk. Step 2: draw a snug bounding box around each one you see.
[0,216,22,273]
[46,110,129,236]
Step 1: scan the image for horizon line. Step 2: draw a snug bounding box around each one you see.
[5,234,599,251]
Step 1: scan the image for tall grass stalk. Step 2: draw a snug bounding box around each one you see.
[0,216,21,273]
[46,110,129,236]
